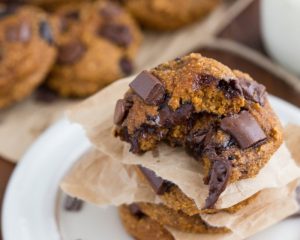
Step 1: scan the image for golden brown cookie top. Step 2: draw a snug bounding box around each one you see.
[0,5,57,84]
[54,1,141,67]
[121,0,220,31]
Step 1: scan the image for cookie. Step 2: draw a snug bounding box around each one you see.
[114,53,283,209]
[46,1,142,97]
[119,204,174,240]
[137,165,258,216]
[2,0,87,10]
[137,202,229,234]
[0,4,57,108]
[118,0,220,31]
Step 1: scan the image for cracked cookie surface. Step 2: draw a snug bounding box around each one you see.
[0,4,57,108]
[47,1,142,97]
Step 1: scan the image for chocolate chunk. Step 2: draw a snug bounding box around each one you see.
[57,40,86,65]
[99,23,132,47]
[157,105,173,126]
[139,166,172,195]
[35,85,58,103]
[59,10,80,33]
[39,21,54,45]
[192,132,206,144]
[64,10,80,20]
[296,185,300,205]
[100,3,121,18]
[218,79,242,98]
[114,99,127,125]
[5,22,31,42]
[173,104,194,124]
[202,128,215,149]
[128,203,145,218]
[193,75,217,89]
[129,71,165,105]
[119,56,133,76]
[220,111,267,149]
[0,5,17,19]
[158,103,193,127]
[64,196,84,211]
[239,78,266,105]
[205,158,232,209]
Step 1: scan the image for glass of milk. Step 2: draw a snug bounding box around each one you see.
[260,0,300,75]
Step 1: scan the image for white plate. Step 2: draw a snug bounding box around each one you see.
[2,96,300,240]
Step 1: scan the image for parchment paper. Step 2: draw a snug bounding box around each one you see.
[0,0,255,162]
[61,148,159,206]
[169,181,298,240]
[67,73,300,209]
[61,144,299,240]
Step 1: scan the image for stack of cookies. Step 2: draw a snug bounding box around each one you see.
[63,53,300,239]
[113,53,285,239]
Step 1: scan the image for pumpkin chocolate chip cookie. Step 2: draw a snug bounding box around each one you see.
[47,1,142,97]
[118,0,220,31]
[136,202,229,234]
[119,203,229,240]
[137,166,258,216]
[114,53,283,209]
[0,4,57,108]
[119,204,174,240]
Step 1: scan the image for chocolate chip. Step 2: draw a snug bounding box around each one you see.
[99,23,132,47]
[39,20,54,45]
[5,22,31,42]
[205,158,232,209]
[218,79,242,98]
[128,203,145,219]
[100,3,121,18]
[193,75,217,89]
[114,99,127,125]
[203,128,215,149]
[220,111,267,149]
[119,56,133,76]
[139,166,173,195]
[0,5,17,19]
[35,86,58,103]
[296,185,300,205]
[64,10,80,20]
[158,103,193,127]
[129,71,165,105]
[57,40,86,65]
[191,132,206,144]
[64,196,84,212]
[239,78,266,105]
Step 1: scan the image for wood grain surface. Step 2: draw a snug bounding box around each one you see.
[0,159,15,240]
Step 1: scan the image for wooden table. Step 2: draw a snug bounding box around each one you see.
[0,0,299,239]
[0,159,15,239]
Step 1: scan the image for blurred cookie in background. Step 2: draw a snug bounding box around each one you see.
[0,4,58,108]
[117,0,221,31]
[0,0,88,11]
[46,1,142,98]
